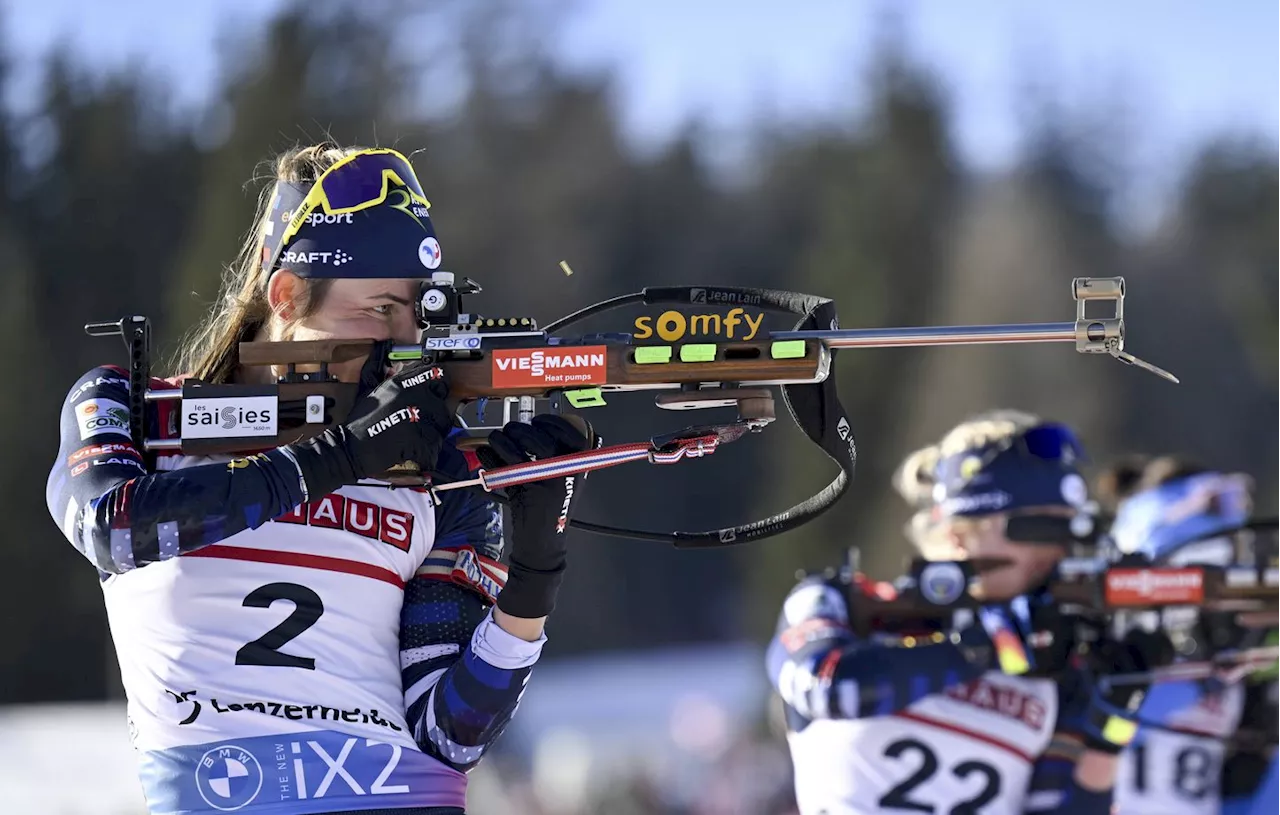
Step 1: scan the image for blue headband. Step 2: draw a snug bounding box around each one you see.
[931,423,1090,519]
[261,181,442,282]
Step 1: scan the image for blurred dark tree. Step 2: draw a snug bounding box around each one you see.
[1110,138,1279,512]
[742,19,961,628]
[0,40,199,700]
[825,67,1139,598]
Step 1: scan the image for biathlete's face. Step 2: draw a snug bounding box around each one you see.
[924,507,1071,601]
[269,272,423,383]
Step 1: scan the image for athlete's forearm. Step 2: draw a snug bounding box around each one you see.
[767,623,989,720]
[47,369,310,573]
[1024,719,1116,813]
[1072,749,1119,791]
[401,579,542,772]
[416,613,540,771]
[492,608,546,641]
[1029,759,1115,815]
[401,456,525,772]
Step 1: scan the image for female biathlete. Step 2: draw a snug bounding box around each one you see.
[46,143,592,815]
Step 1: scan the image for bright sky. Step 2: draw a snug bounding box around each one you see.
[3,0,1276,223]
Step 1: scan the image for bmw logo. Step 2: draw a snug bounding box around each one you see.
[194,744,263,811]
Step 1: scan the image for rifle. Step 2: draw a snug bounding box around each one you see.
[844,519,1277,698]
[846,520,1277,631]
[86,275,1174,547]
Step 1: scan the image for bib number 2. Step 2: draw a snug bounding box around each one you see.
[235,582,324,670]
[878,738,1002,815]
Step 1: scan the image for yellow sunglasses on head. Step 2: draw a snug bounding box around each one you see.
[279,148,432,247]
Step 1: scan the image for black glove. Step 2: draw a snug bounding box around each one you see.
[1081,628,1176,754]
[475,414,595,619]
[283,359,454,496]
[1020,593,1080,678]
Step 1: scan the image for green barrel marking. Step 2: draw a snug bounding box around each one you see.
[564,388,606,408]
[634,346,673,364]
[680,344,717,362]
[771,340,806,359]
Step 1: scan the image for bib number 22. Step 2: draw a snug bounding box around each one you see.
[878,738,1002,815]
[235,582,324,670]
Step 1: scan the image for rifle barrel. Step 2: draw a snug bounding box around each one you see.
[386,322,1080,359]
[772,321,1077,349]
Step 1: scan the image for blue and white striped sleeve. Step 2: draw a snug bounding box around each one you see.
[765,575,994,724]
[45,366,308,576]
[399,434,541,772]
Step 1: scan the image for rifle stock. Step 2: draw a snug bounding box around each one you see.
[237,339,377,366]
[238,337,826,399]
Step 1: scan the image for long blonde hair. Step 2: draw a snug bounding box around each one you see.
[894,409,1043,550]
[169,142,369,382]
